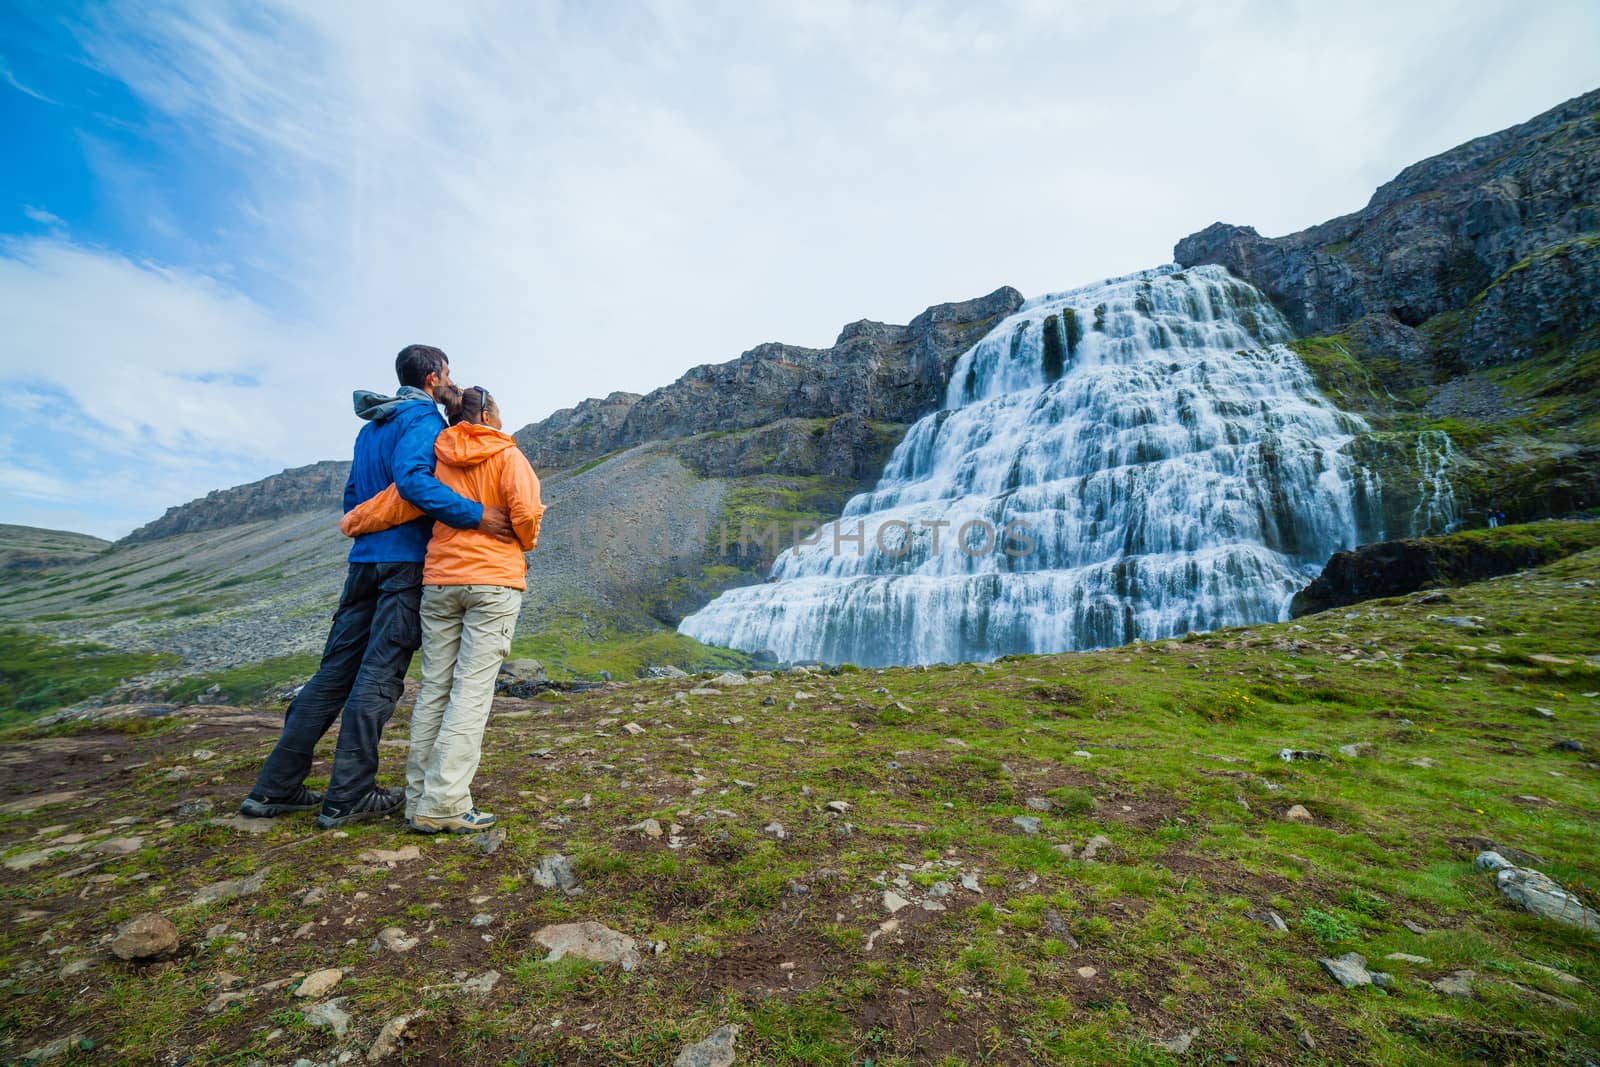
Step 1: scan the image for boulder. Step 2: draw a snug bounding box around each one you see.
[533,921,641,971]
[111,913,179,960]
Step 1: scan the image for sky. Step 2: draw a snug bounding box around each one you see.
[1,1,1597,540]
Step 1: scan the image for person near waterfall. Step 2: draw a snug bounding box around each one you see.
[239,345,516,828]
[340,385,544,833]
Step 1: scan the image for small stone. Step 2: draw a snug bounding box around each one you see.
[207,815,274,834]
[1495,866,1600,930]
[1024,796,1052,811]
[1338,742,1374,759]
[961,873,981,893]
[1475,850,1513,871]
[709,672,747,687]
[471,913,495,928]
[474,827,507,855]
[192,749,217,761]
[375,928,419,954]
[295,968,343,998]
[1318,952,1371,989]
[1428,969,1476,998]
[1247,910,1288,933]
[674,1023,741,1067]
[882,891,911,914]
[1532,707,1555,720]
[531,854,583,896]
[177,798,215,817]
[1278,748,1328,762]
[825,800,850,813]
[1297,1030,1316,1051]
[763,821,786,839]
[1284,804,1313,822]
[358,845,422,865]
[1152,1028,1200,1055]
[459,969,500,995]
[1552,739,1584,752]
[58,958,95,979]
[301,887,326,906]
[623,722,646,735]
[1407,757,1437,768]
[94,836,144,856]
[1040,908,1079,948]
[1402,919,1429,935]
[1384,953,1431,965]
[19,1034,92,1063]
[191,867,269,906]
[1370,971,1395,988]
[367,1014,415,1061]
[164,766,191,782]
[533,921,641,971]
[1011,815,1041,835]
[1076,966,1097,978]
[111,913,179,960]
[304,997,352,1037]
[1080,834,1112,861]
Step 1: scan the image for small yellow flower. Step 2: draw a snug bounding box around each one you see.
[1474,808,1485,814]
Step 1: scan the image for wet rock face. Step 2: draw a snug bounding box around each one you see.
[1175,88,1600,359]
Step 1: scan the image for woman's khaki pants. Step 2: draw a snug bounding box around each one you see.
[406,584,522,820]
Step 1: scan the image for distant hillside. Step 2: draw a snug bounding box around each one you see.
[0,524,108,572]
[119,460,352,546]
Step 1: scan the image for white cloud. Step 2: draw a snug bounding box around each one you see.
[2,0,1597,538]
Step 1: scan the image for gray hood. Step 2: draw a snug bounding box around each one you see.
[353,385,436,422]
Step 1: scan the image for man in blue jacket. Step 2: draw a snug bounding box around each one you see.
[240,344,516,828]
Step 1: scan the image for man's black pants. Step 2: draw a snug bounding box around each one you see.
[251,561,423,806]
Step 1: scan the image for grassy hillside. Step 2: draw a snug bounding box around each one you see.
[0,525,108,573]
[1,547,1595,1064]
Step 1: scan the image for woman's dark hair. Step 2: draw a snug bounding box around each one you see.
[396,344,449,388]
[451,385,497,426]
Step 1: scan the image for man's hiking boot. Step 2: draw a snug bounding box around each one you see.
[238,786,323,818]
[410,808,498,835]
[316,787,404,829]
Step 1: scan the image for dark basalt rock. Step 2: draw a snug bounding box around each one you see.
[1289,521,1600,616]
[1176,88,1600,365]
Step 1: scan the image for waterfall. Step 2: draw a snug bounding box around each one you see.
[1410,429,1459,534]
[680,265,1378,666]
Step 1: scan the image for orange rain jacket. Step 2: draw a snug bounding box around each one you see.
[340,422,544,589]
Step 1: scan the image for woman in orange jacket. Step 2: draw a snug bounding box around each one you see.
[341,386,544,833]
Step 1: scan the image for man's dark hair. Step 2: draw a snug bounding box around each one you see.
[395,344,449,388]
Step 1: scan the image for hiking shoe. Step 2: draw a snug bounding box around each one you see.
[238,786,323,818]
[410,808,498,835]
[316,787,404,829]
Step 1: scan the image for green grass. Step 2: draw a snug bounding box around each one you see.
[509,611,750,680]
[0,628,172,721]
[156,651,322,705]
[1,550,1597,1063]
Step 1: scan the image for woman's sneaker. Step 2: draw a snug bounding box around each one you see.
[410,808,497,834]
[316,787,404,829]
[238,786,323,818]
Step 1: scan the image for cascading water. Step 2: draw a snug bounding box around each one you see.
[1410,429,1460,534]
[680,265,1379,666]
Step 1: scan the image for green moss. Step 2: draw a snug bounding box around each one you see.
[0,628,172,720]
[157,652,322,705]
[508,613,749,681]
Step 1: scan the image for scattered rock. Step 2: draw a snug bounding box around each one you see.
[763,821,787,839]
[1024,796,1052,811]
[191,867,270,906]
[1551,739,1585,752]
[1284,804,1314,822]
[304,997,352,1037]
[1433,616,1485,630]
[294,968,343,999]
[1428,969,1476,998]
[1402,919,1429,935]
[1385,953,1432,965]
[206,990,251,1014]
[1080,835,1112,861]
[1247,910,1288,933]
[177,797,215,817]
[459,969,501,995]
[531,854,583,896]
[1151,1027,1200,1055]
[882,891,911,914]
[1040,908,1079,948]
[1495,866,1600,931]
[111,913,179,961]
[208,815,275,834]
[1076,965,1098,978]
[709,673,747,687]
[18,1034,93,1063]
[367,1014,416,1061]
[471,913,495,928]
[533,921,641,971]
[1011,815,1041,835]
[474,827,507,856]
[1338,742,1375,758]
[1278,749,1328,762]
[1318,952,1372,989]
[627,818,663,838]
[375,928,420,954]
[358,845,422,865]
[674,1023,741,1067]
[825,800,850,813]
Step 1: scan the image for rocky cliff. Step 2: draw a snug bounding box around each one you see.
[118,461,351,546]
[1178,88,1600,534]
[514,287,1023,472]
